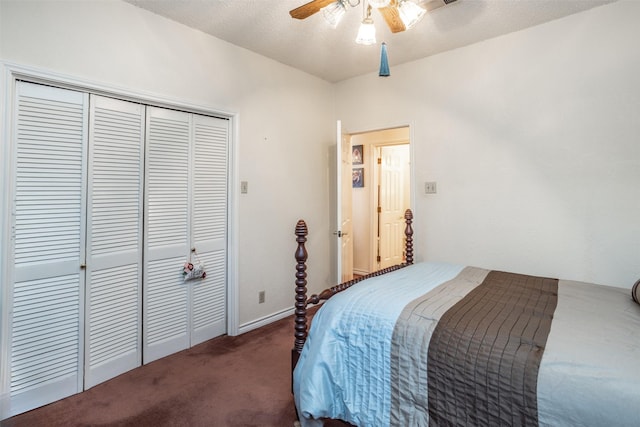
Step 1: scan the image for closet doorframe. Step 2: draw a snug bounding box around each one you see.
[0,64,240,419]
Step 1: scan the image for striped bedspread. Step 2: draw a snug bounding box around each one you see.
[293,262,640,427]
[392,268,557,426]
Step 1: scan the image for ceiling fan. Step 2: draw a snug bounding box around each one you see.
[289,0,457,34]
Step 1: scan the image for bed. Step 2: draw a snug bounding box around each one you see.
[291,210,640,427]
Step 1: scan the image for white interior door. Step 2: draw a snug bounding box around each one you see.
[7,82,88,417]
[378,144,410,269]
[84,95,144,388]
[335,121,353,283]
[143,106,191,363]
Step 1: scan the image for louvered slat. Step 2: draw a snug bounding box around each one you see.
[145,257,189,343]
[193,120,228,242]
[146,115,189,248]
[88,264,139,367]
[192,120,227,244]
[192,250,226,330]
[11,275,80,394]
[14,93,84,266]
[90,99,143,255]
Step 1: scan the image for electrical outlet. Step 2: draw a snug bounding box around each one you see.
[425,181,437,194]
[241,181,248,194]
[258,290,265,304]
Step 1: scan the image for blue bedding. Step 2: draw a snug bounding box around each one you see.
[293,262,465,426]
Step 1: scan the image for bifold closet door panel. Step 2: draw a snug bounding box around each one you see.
[84,95,144,388]
[143,106,191,364]
[190,114,228,345]
[7,82,88,417]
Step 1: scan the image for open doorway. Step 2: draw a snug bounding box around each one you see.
[349,127,411,275]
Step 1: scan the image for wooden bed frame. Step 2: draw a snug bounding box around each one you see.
[291,211,640,426]
[292,209,415,373]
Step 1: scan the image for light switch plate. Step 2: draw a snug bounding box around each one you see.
[425,181,437,194]
[241,181,248,194]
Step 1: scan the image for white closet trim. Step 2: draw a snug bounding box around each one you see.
[0,62,240,418]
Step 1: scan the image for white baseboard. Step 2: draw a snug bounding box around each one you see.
[353,268,370,276]
[237,306,294,335]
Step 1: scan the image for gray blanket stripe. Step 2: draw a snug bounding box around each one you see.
[390,267,490,426]
[427,271,558,427]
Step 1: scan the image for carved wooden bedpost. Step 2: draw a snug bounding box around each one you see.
[292,211,414,391]
[404,209,414,265]
[292,219,308,376]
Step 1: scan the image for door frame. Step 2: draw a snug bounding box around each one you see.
[339,124,414,276]
[0,63,240,417]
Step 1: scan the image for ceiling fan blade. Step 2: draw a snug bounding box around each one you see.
[290,0,336,19]
[378,0,406,33]
[421,0,458,12]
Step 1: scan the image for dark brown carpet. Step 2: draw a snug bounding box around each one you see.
[2,310,351,427]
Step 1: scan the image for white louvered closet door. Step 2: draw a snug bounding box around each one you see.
[4,82,229,419]
[143,108,228,363]
[143,107,192,363]
[84,96,144,388]
[190,114,228,345]
[8,82,88,417]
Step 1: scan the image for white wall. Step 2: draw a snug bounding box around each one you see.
[2,0,638,338]
[336,0,640,288]
[0,0,335,329]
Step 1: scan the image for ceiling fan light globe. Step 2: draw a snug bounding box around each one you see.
[398,0,426,30]
[322,1,347,28]
[369,0,391,7]
[355,19,377,45]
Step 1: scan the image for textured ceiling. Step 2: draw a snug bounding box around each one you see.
[124,0,616,83]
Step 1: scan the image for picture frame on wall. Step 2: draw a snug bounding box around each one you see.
[352,145,363,165]
[352,168,364,188]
